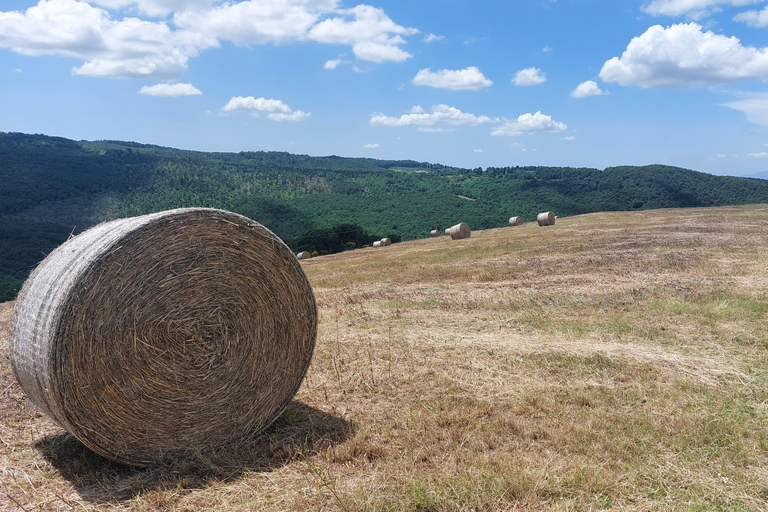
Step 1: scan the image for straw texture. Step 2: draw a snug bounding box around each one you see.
[537,212,556,226]
[447,223,471,240]
[509,216,523,227]
[9,208,317,466]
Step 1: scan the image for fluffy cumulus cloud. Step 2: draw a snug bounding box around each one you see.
[641,0,763,18]
[0,0,215,78]
[599,23,768,88]
[370,105,497,129]
[734,5,768,26]
[222,96,310,121]
[0,0,417,79]
[307,4,418,63]
[139,82,202,96]
[512,67,546,86]
[722,94,768,126]
[571,80,608,98]
[411,67,492,90]
[491,111,567,136]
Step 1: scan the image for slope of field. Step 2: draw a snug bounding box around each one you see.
[2,205,768,510]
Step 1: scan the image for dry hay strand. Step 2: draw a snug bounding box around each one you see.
[430,230,439,238]
[296,251,312,260]
[537,211,556,226]
[447,222,471,240]
[509,216,524,227]
[9,208,317,466]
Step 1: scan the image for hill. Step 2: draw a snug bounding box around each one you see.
[3,131,768,300]
[2,206,767,509]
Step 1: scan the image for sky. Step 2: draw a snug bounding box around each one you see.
[1,0,768,176]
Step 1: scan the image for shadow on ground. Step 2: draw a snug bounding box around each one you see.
[35,401,352,504]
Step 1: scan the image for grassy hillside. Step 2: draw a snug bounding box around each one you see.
[2,205,768,510]
[3,131,768,300]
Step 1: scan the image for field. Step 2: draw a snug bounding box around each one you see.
[2,205,768,511]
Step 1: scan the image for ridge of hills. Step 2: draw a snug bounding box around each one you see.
[3,130,768,301]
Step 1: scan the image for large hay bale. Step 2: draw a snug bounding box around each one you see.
[373,241,382,248]
[296,251,312,260]
[537,211,556,226]
[380,238,392,247]
[509,216,523,227]
[9,208,317,466]
[430,230,439,237]
[444,228,450,235]
[447,222,471,240]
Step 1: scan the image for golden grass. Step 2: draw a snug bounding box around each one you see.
[2,205,768,510]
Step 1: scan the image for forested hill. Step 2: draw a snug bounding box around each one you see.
[2,131,768,300]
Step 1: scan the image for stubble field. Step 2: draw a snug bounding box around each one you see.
[2,205,768,510]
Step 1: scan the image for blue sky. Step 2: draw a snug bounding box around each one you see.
[1,0,768,176]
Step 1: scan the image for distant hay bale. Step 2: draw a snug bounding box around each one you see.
[373,241,382,247]
[509,216,523,227]
[447,223,471,240]
[9,208,317,466]
[537,211,556,226]
[380,238,392,247]
[444,228,451,235]
[296,251,311,260]
[430,230,439,238]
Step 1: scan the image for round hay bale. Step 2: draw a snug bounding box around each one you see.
[380,238,392,247]
[537,211,556,226]
[9,208,317,466]
[509,216,523,227]
[444,228,450,236]
[296,251,312,260]
[373,240,382,248]
[430,230,439,237]
[447,222,471,240]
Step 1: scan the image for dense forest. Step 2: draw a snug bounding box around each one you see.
[2,131,768,301]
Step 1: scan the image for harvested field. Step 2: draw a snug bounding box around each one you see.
[2,205,768,511]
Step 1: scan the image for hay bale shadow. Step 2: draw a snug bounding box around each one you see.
[35,401,352,504]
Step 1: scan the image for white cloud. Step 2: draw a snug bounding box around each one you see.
[641,0,763,18]
[411,67,493,90]
[363,143,379,148]
[473,148,483,153]
[491,111,567,136]
[0,0,417,78]
[561,135,575,141]
[175,0,337,46]
[571,80,608,98]
[0,0,216,78]
[308,5,418,62]
[222,96,309,121]
[734,5,768,26]
[723,94,768,125]
[748,151,768,157]
[512,67,546,86]
[600,23,768,88]
[139,82,202,96]
[370,104,497,128]
[324,59,342,69]
[423,33,444,43]
[542,45,553,53]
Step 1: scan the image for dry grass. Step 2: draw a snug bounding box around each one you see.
[3,205,768,511]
